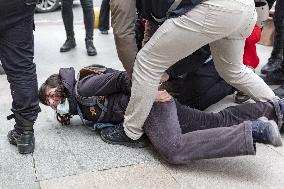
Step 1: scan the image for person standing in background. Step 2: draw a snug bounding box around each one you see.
[60,0,97,56]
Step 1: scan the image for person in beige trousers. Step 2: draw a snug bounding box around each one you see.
[106,0,277,145]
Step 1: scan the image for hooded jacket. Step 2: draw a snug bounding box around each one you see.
[59,67,131,124]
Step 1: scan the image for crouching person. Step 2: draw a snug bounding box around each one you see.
[39,65,283,164]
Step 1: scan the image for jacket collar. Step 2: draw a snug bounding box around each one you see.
[59,67,78,115]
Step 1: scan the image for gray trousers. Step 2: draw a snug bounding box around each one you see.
[144,100,282,164]
[123,0,276,140]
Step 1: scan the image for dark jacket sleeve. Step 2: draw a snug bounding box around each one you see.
[77,71,131,97]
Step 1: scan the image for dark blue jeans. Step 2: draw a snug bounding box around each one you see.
[61,0,94,39]
[0,0,40,129]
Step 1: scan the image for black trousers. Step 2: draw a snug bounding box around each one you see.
[0,0,40,127]
[166,45,234,110]
[61,0,94,39]
[178,60,234,110]
[99,0,110,31]
[273,0,284,58]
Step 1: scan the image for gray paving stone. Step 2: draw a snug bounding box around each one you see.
[32,113,81,180]
[0,136,39,189]
[39,161,180,189]
[34,114,155,181]
[265,139,284,157]
[32,103,156,181]
[0,91,38,188]
[164,145,284,189]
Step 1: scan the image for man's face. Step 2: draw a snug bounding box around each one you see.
[45,87,63,110]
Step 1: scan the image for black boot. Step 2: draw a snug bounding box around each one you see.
[85,38,97,56]
[261,65,284,85]
[7,129,35,154]
[260,52,283,74]
[261,17,284,74]
[7,113,35,154]
[100,123,149,148]
[251,117,282,147]
[0,64,5,75]
[60,36,76,52]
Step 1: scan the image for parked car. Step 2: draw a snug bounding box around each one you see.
[36,0,60,13]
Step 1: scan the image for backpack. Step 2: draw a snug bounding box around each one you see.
[77,64,107,80]
[75,64,109,125]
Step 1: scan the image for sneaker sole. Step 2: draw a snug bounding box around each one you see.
[100,134,148,148]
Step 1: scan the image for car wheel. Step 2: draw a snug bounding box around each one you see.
[35,0,60,13]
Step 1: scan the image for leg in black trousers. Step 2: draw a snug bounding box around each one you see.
[80,0,97,56]
[0,0,41,154]
[99,0,110,33]
[61,0,97,56]
[60,0,76,52]
[261,0,284,74]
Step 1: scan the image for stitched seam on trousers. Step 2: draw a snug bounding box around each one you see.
[244,122,255,155]
[144,19,174,50]
[183,132,245,145]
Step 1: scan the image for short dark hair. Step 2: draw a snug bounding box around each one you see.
[38,74,66,105]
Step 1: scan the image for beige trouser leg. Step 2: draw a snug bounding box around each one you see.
[123,0,276,140]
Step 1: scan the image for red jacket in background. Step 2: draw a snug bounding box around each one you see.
[243,25,261,69]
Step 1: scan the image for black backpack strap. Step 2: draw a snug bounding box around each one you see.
[151,0,182,23]
[75,71,109,123]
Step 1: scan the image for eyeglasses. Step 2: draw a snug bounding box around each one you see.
[45,92,62,106]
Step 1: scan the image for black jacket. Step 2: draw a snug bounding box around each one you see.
[137,0,203,22]
[59,67,131,124]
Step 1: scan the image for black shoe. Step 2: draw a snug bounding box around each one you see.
[0,64,5,75]
[60,37,76,52]
[261,56,283,74]
[100,124,149,148]
[251,117,282,147]
[85,39,97,56]
[100,30,108,35]
[261,67,284,85]
[7,129,35,154]
[234,90,250,104]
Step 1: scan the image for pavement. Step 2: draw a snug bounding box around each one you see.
[0,11,284,189]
